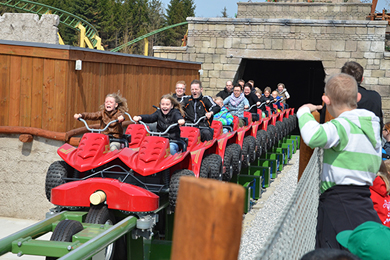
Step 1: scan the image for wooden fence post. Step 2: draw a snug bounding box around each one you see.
[171,176,245,260]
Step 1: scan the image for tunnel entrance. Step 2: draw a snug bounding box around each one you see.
[236,59,326,110]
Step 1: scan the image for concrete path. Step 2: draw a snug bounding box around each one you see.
[0,217,49,259]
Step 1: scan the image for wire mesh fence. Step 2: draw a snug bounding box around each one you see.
[255,148,322,260]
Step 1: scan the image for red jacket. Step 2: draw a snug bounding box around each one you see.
[370,176,390,227]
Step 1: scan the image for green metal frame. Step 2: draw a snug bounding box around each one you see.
[0,0,99,46]
[110,21,188,53]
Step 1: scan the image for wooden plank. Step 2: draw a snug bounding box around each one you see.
[124,65,136,118]
[0,54,10,126]
[171,177,244,260]
[0,44,69,60]
[31,58,44,128]
[66,61,76,131]
[68,49,201,70]
[53,60,67,132]
[20,57,33,127]
[42,58,55,130]
[8,56,21,126]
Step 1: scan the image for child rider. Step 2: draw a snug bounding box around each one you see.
[74,92,127,151]
[133,94,185,155]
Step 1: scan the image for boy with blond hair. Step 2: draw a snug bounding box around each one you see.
[298,73,382,249]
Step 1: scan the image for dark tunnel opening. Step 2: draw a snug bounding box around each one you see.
[235,59,326,111]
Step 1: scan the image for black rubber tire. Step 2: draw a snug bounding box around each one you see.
[229,143,242,177]
[199,154,223,180]
[242,136,255,168]
[267,125,278,148]
[46,220,84,260]
[223,146,234,181]
[85,205,116,260]
[169,169,195,210]
[275,121,284,142]
[256,130,267,158]
[45,161,70,202]
[248,136,257,163]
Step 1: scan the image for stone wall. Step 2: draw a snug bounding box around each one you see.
[0,135,61,220]
[236,2,372,20]
[153,17,390,122]
[0,13,59,44]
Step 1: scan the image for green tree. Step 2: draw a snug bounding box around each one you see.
[146,0,165,55]
[164,0,195,46]
[221,6,228,18]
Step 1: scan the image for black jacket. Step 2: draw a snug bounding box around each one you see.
[259,95,273,111]
[172,93,185,103]
[216,88,232,100]
[139,108,183,140]
[245,92,260,113]
[357,85,383,133]
[182,94,220,127]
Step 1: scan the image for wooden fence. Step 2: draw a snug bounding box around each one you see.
[0,40,201,133]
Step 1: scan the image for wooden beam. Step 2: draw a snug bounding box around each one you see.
[171,177,245,260]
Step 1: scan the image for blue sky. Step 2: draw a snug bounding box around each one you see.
[160,0,388,18]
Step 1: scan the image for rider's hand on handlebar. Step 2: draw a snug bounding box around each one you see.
[118,115,125,122]
[256,102,260,106]
[74,113,82,120]
[244,105,249,109]
[178,119,185,126]
[133,116,142,122]
[266,100,270,104]
[205,112,213,119]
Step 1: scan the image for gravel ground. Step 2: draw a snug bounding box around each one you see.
[239,150,300,260]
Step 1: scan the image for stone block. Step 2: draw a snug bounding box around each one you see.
[232,38,241,48]
[345,41,357,52]
[212,54,221,63]
[370,41,385,53]
[203,63,214,70]
[209,70,220,78]
[241,38,252,44]
[379,77,390,85]
[227,24,235,32]
[380,60,390,70]
[223,64,240,71]
[214,64,223,71]
[271,39,283,50]
[302,40,316,51]
[209,37,217,48]
[357,41,370,52]
[316,40,331,51]
[220,70,236,79]
[195,56,205,63]
[336,52,351,58]
[207,48,215,54]
[283,39,296,50]
[336,58,353,69]
[385,70,390,78]
[322,60,337,69]
[363,52,376,59]
[364,77,379,85]
[330,41,345,51]
[160,53,168,59]
[351,51,364,59]
[217,38,225,48]
[344,27,356,35]
[356,27,368,35]
[224,38,232,49]
[205,55,213,63]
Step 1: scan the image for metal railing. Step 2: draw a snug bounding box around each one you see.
[255,148,322,259]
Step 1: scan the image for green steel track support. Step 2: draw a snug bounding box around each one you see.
[0,0,100,47]
[111,21,188,53]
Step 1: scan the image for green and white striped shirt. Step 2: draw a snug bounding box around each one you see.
[297,107,382,193]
